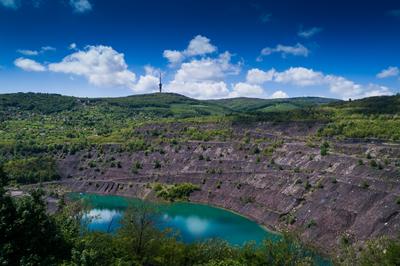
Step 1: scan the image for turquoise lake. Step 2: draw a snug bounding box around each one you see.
[69,192,277,245]
[69,193,330,265]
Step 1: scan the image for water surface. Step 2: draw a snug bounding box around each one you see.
[69,192,276,245]
[69,193,331,265]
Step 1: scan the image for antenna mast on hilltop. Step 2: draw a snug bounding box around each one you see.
[159,72,162,93]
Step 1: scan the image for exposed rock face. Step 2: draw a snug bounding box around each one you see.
[57,121,400,255]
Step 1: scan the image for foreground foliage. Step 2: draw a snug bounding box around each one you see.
[1,168,400,266]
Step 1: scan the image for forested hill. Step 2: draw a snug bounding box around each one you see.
[0,92,337,117]
[1,92,400,141]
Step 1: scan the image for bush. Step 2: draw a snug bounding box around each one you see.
[320,141,329,156]
[361,180,370,189]
[153,183,200,201]
[306,219,317,228]
[4,156,59,184]
[154,160,161,169]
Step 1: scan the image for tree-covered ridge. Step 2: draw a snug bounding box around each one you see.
[327,94,400,115]
[209,96,338,113]
[0,92,338,117]
[1,92,400,157]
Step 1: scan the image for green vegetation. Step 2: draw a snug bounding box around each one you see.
[208,96,337,113]
[3,156,59,184]
[0,186,79,265]
[153,182,200,201]
[1,92,400,171]
[131,161,143,174]
[306,219,317,228]
[339,236,400,266]
[320,141,330,156]
[0,185,324,265]
[318,95,400,141]
[1,163,400,265]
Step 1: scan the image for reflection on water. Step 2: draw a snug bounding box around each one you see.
[71,193,331,266]
[186,216,209,235]
[85,209,122,224]
[74,192,273,246]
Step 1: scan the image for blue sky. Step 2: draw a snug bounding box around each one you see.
[0,0,399,99]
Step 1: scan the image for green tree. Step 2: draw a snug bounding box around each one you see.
[117,202,160,261]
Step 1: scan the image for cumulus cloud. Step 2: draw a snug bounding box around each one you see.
[132,74,159,93]
[163,50,185,66]
[130,65,161,93]
[271,90,289,99]
[268,67,393,99]
[163,35,217,66]
[166,81,229,99]
[257,43,309,61]
[324,75,363,99]
[165,51,241,99]
[14,57,46,72]
[48,45,136,89]
[69,0,92,13]
[274,67,324,86]
[185,35,217,56]
[229,82,266,98]
[377,66,399,78]
[172,52,239,83]
[0,0,19,9]
[298,27,323,38]
[242,67,393,99]
[246,68,275,84]
[17,46,56,56]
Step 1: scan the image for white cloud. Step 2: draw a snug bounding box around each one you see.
[69,43,77,50]
[172,52,239,83]
[48,45,136,89]
[162,36,241,99]
[246,68,275,84]
[166,81,229,99]
[268,67,393,99]
[163,35,217,65]
[0,0,19,9]
[163,50,184,66]
[271,90,289,99]
[17,49,39,56]
[131,66,160,93]
[257,43,309,61]
[274,67,324,86]
[41,46,56,52]
[377,66,399,78]
[360,85,393,98]
[69,0,92,13]
[298,27,323,38]
[165,51,240,99]
[229,82,265,98]
[185,35,217,56]
[132,74,159,93]
[14,57,46,72]
[17,46,56,56]
[324,75,363,99]
[144,65,160,76]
